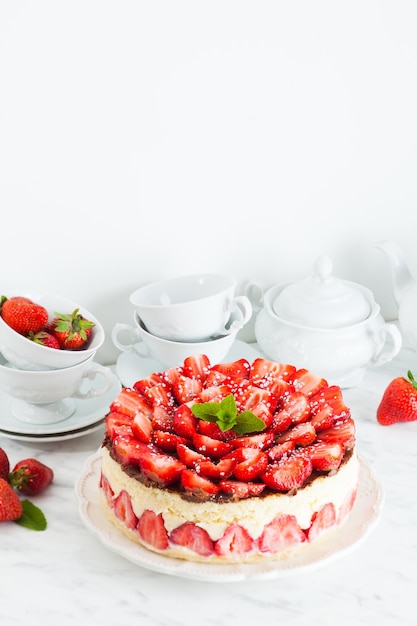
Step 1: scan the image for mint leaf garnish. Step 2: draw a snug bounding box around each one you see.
[233,410,266,435]
[14,499,47,531]
[191,394,265,434]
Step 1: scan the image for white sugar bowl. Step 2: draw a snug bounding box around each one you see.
[254,256,402,388]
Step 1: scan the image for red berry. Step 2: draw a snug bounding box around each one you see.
[0,478,23,521]
[377,370,417,425]
[28,330,61,350]
[0,447,10,481]
[9,458,54,495]
[50,308,95,350]
[1,296,48,335]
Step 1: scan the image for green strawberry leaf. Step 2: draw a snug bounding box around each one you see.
[407,370,417,390]
[14,499,47,531]
[191,394,265,434]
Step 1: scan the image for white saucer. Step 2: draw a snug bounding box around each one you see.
[0,371,121,439]
[75,451,384,582]
[0,418,107,443]
[116,339,263,388]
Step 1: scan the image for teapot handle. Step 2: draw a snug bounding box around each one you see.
[371,323,402,366]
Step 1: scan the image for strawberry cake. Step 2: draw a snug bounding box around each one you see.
[99,355,360,563]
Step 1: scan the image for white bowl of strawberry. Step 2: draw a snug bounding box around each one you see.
[0,293,105,370]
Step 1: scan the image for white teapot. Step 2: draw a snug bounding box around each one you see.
[377,240,417,352]
[253,256,402,388]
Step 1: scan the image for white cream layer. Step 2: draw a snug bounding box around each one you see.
[101,447,360,541]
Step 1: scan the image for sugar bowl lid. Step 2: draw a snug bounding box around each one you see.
[272,256,372,328]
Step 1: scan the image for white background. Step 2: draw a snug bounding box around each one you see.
[1,1,416,364]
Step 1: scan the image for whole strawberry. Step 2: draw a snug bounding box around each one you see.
[0,447,10,481]
[50,308,95,350]
[9,458,54,495]
[0,295,49,335]
[0,477,23,521]
[28,330,61,350]
[377,370,417,425]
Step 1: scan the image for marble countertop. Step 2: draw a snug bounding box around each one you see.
[1,343,417,626]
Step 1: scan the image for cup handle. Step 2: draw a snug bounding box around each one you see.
[111,322,150,358]
[73,364,114,399]
[219,295,253,335]
[112,322,141,352]
[371,323,403,366]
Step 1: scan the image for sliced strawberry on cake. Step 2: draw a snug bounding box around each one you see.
[171,374,203,404]
[274,391,311,425]
[113,490,138,530]
[258,514,306,554]
[215,524,254,557]
[137,510,169,550]
[172,404,198,439]
[197,457,236,480]
[192,433,234,459]
[110,387,152,419]
[219,479,266,499]
[169,522,214,557]
[230,447,269,481]
[261,454,313,491]
[303,440,345,471]
[316,416,356,450]
[249,358,296,385]
[306,502,337,542]
[182,354,211,382]
[292,368,328,397]
[105,412,134,439]
[181,468,220,497]
[139,447,185,486]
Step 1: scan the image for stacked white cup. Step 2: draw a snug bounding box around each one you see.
[112,273,253,368]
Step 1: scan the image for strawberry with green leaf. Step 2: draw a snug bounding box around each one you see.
[0,447,48,530]
[377,370,417,425]
[0,295,48,335]
[28,330,61,350]
[9,458,54,496]
[50,308,95,350]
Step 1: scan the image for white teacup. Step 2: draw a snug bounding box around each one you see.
[129,273,252,342]
[112,314,240,368]
[0,352,114,424]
